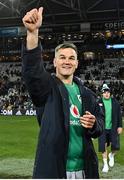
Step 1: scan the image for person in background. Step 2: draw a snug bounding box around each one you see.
[98,83,123,173]
[22,7,104,179]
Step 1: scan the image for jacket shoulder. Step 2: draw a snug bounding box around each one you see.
[84,86,97,98]
[74,77,97,98]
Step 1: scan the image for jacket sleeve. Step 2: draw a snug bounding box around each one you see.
[87,102,104,138]
[22,43,52,107]
[116,100,123,128]
[84,90,104,138]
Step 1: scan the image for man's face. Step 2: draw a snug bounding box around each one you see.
[53,48,78,79]
[102,91,111,99]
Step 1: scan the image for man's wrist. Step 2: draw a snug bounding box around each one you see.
[26,29,39,50]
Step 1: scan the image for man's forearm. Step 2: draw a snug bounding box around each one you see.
[26,29,39,50]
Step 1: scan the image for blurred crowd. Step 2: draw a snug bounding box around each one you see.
[0,60,124,115]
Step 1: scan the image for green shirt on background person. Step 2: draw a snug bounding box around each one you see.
[102,97,112,129]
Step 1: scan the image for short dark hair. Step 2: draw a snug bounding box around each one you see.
[55,42,78,56]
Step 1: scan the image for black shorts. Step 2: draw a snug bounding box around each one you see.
[98,129,120,153]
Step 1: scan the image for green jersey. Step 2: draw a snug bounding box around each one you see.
[65,82,84,171]
[103,97,112,129]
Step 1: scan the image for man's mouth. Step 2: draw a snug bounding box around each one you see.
[62,66,72,69]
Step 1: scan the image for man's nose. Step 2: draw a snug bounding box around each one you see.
[64,58,70,63]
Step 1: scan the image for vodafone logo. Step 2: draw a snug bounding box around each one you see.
[70,104,80,118]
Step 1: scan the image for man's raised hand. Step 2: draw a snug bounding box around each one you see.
[22,7,43,32]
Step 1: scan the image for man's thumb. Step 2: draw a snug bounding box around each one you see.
[38,7,43,15]
[85,111,91,115]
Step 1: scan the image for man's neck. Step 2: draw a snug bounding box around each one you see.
[56,75,73,85]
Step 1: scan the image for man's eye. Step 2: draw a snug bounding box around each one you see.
[60,57,65,60]
[70,57,75,60]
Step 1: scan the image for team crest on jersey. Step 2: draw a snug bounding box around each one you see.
[77,95,82,103]
[70,104,80,118]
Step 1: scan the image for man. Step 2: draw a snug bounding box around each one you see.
[22,7,104,179]
[98,83,123,173]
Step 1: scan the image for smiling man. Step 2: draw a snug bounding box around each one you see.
[22,7,104,179]
[54,44,78,83]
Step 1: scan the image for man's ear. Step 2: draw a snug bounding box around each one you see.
[75,59,79,69]
[53,58,56,67]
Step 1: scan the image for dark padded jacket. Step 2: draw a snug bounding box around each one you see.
[22,44,104,179]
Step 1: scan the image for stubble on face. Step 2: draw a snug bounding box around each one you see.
[54,48,78,83]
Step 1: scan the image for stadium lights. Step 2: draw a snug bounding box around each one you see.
[106,44,124,49]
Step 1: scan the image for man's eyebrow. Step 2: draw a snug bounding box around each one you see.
[59,54,65,57]
[59,54,75,58]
